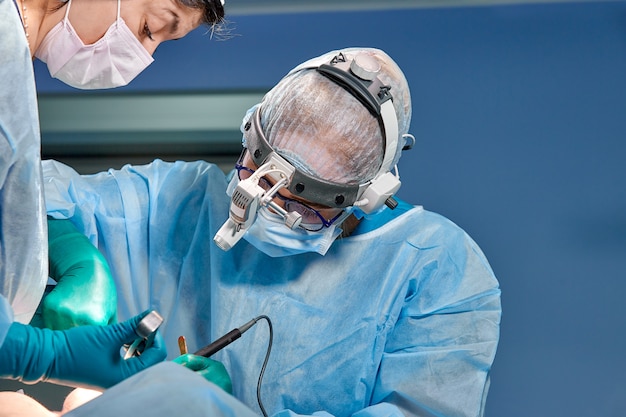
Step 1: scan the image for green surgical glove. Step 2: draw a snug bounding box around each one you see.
[173,354,233,394]
[0,310,168,389]
[40,218,117,330]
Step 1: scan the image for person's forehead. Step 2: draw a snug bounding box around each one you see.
[147,0,204,36]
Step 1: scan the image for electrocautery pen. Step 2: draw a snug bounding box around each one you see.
[194,318,257,357]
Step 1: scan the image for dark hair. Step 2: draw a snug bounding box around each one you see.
[178,0,225,28]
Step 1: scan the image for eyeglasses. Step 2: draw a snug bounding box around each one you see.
[234,152,344,232]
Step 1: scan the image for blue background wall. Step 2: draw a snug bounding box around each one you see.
[35,1,626,416]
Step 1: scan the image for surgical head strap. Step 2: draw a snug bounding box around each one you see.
[315,52,399,176]
[244,108,364,209]
[317,53,391,116]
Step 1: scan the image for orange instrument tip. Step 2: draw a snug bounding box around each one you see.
[178,335,188,355]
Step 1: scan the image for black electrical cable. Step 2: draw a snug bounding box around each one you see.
[255,315,273,417]
[193,315,273,417]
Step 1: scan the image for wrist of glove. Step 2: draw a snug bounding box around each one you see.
[40,218,117,330]
[173,354,233,394]
[0,310,167,389]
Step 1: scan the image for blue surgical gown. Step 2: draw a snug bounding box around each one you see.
[0,0,48,327]
[43,158,501,417]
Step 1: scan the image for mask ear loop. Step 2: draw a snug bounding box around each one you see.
[115,0,121,26]
[329,207,354,231]
[62,0,72,25]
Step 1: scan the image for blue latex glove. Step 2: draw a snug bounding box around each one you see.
[0,310,167,389]
[40,218,117,330]
[173,354,233,394]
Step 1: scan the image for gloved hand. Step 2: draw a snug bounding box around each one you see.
[0,310,167,389]
[41,217,117,330]
[173,354,233,394]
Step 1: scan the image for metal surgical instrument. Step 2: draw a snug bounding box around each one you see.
[123,310,163,359]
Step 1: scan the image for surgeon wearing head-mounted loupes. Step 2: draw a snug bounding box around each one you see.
[215,51,412,256]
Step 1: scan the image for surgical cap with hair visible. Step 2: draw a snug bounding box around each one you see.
[244,47,411,185]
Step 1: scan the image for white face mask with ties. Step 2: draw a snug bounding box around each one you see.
[35,0,154,90]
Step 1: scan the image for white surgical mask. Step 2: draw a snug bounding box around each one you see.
[226,173,342,257]
[35,0,154,89]
[243,206,342,257]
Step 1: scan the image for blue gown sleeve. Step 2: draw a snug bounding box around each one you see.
[351,200,501,416]
[0,0,48,324]
[372,219,501,416]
